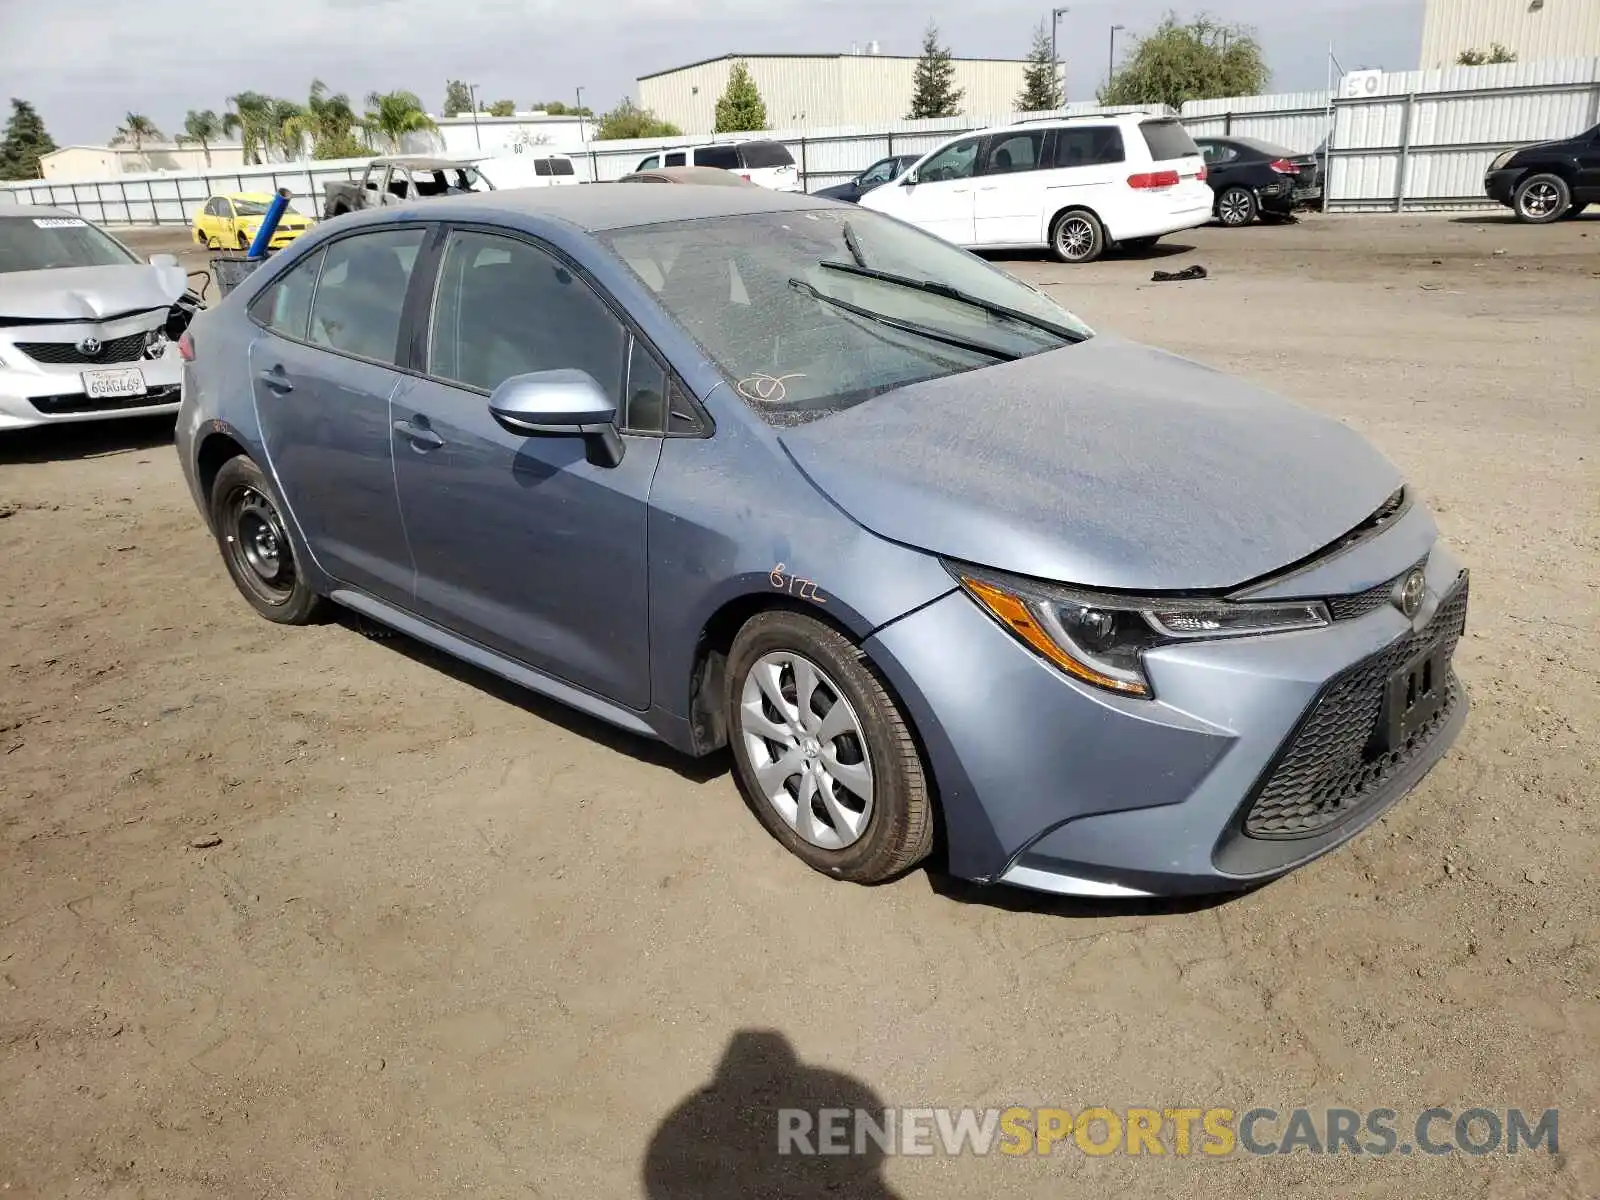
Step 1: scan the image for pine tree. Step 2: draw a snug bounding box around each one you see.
[714,60,768,133]
[1016,21,1062,111]
[0,98,57,180]
[908,22,965,119]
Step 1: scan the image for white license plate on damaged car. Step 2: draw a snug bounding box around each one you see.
[81,368,147,400]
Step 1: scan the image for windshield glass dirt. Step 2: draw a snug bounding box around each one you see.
[0,217,138,273]
[601,208,1093,420]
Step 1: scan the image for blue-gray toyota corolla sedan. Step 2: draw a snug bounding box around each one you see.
[175,186,1469,898]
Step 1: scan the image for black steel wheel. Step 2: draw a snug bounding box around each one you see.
[209,455,324,624]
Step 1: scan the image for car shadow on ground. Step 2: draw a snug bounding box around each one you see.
[331,607,731,785]
[1448,212,1598,225]
[642,1029,902,1199]
[983,240,1198,266]
[0,415,177,465]
[923,869,1251,918]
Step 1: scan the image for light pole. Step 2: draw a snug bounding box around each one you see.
[1050,7,1070,104]
[468,82,481,150]
[575,86,587,150]
[1108,24,1124,91]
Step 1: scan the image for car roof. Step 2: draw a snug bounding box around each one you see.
[620,166,755,186]
[215,191,275,202]
[378,157,478,170]
[1002,111,1162,130]
[330,181,831,233]
[0,204,88,220]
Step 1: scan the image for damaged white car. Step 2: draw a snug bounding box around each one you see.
[0,207,190,429]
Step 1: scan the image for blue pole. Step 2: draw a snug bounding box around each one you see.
[246,186,292,260]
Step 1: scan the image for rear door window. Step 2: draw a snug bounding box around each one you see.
[1052,127,1125,168]
[739,141,794,168]
[307,228,426,364]
[981,130,1046,175]
[1140,119,1201,162]
[549,158,575,175]
[534,159,552,177]
[664,151,687,167]
[696,145,741,170]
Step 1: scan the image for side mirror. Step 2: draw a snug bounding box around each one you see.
[488,369,624,466]
[901,169,918,186]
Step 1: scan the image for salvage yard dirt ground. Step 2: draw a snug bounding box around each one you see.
[2,213,1597,1198]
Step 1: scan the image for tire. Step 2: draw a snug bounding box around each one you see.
[1121,235,1160,251]
[208,456,325,625]
[237,233,251,250]
[1513,173,1570,223]
[193,227,206,246]
[1217,186,1258,227]
[207,236,221,250]
[1558,202,1589,220]
[725,610,933,884]
[1049,209,1105,264]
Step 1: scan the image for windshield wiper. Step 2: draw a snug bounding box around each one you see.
[789,278,1018,362]
[818,259,1087,343]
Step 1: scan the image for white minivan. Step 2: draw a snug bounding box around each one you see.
[633,140,802,192]
[860,113,1211,263]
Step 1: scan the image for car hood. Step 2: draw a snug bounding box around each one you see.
[0,262,188,322]
[776,335,1405,591]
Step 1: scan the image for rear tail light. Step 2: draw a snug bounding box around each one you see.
[1127,170,1181,189]
[177,332,195,362]
[1197,165,1208,182]
[1269,159,1299,175]
[740,173,752,181]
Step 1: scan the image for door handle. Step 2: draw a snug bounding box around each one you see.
[257,366,293,393]
[392,418,445,449]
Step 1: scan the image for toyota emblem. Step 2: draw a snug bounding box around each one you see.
[77,336,103,357]
[1394,568,1427,619]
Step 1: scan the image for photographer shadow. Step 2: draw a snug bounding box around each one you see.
[643,1029,902,1199]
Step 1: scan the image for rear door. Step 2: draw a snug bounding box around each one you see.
[867,135,981,245]
[388,226,664,708]
[246,226,429,601]
[973,128,1050,245]
[1038,125,1126,238]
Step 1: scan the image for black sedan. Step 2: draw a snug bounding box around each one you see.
[1194,137,1322,226]
[812,154,921,203]
[1483,123,1600,222]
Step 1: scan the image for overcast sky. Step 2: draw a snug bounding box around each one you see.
[2,0,1423,145]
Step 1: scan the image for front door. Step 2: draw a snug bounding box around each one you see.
[1575,126,1600,202]
[875,135,981,245]
[389,227,662,709]
[973,129,1048,245]
[247,226,428,602]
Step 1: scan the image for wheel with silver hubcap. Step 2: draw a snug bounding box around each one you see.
[1217,186,1258,227]
[209,455,325,624]
[1513,173,1569,224]
[726,610,933,882]
[1049,209,1105,264]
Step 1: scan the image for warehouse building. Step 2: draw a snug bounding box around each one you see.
[637,51,1032,133]
[1418,0,1600,68]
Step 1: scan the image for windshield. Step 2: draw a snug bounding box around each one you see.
[600,208,1093,421]
[0,215,138,273]
[233,199,306,217]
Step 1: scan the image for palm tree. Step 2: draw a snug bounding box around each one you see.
[111,113,163,154]
[283,79,361,157]
[363,90,437,152]
[266,97,305,160]
[223,91,274,164]
[177,109,223,166]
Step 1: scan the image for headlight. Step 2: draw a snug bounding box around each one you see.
[951,564,1330,699]
[1489,150,1516,171]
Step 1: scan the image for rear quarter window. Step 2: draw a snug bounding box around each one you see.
[696,145,741,170]
[738,141,795,168]
[1140,119,1201,163]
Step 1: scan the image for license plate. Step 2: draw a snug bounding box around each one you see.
[1376,641,1450,753]
[82,368,147,399]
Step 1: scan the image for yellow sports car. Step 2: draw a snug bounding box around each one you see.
[192,192,315,251]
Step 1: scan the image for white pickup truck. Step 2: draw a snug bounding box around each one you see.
[323,156,493,219]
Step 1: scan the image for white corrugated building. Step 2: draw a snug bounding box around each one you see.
[637,52,1031,133]
[1419,0,1600,68]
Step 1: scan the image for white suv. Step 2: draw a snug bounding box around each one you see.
[860,113,1211,263]
[632,140,801,191]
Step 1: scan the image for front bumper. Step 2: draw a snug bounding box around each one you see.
[865,537,1469,897]
[0,353,183,429]
[1485,168,1520,207]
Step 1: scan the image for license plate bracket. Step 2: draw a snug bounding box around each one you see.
[1376,640,1450,754]
[82,367,147,400]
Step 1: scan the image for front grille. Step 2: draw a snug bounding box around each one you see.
[1327,557,1428,621]
[1242,576,1468,839]
[16,333,147,365]
[28,384,179,415]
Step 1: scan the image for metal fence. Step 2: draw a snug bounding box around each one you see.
[3,57,1597,221]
